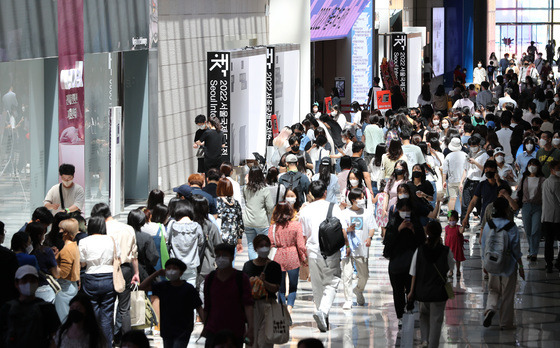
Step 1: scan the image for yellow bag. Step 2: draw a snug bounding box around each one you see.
[250,277,267,299]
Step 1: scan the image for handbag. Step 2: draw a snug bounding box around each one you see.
[400,311,415,348]
[269,224,278,261]
[111,237,126,293]
[39,271,61,294]
[130,285,146,327]
[264,300,292,344]
[196,146,205,158]
[433,263,455,299]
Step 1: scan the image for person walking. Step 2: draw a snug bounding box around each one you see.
[542,160,560,273]
[517,159,545,262]
[196,117,225,170]
[27,222,60,304]
[216,178,244,256]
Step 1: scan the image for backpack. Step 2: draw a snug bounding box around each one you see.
[483,219,515,274]
[279,172,305,202]
[318,203,345,258]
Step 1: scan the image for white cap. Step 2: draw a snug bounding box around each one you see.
[15,265,38,280]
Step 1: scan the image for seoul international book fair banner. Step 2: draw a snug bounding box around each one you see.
[58,0,85,187]
[207,51,231,163]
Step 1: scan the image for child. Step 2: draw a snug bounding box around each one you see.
[140,258,204,347]
[444,210,465,277]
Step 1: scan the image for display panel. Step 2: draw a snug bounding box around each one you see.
[310,0,371,41]
[432,7,445,77]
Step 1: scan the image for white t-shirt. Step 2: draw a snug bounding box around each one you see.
[79,235,119,274]
[443,150,468,183]
[401,144,426,176]
[496,128,514,163]
[43,183,85,215]
[227,177,243,206]
[527,177,539,200]
[300,199,348,259]
[464,151,489,181]
[341,208,377,258]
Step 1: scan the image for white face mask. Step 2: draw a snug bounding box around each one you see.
[470,146,479,154]
[449,220,457,226]
[257,247,270,259]
[553,139,560,146]
[495,155,504,163]
[165,269,181,281]
[25,245,33,254]
[528,165,537,174]
[433,119,440,125]
[215,256,231,270]
[442,123,449,129]
[331,111,338,117]
[478,63,482,68]
[525,144,534,152]
[398,194,409,200]
[554,97,560,102]
[197,124,206,130]
[62,180,73,188]
[313,107,318,113]
[286,197,297,205]
[18,282,38,297]
[539,139,548,147]
[399,211,411,220]
[356,199,366,209]
[349,179,359,187]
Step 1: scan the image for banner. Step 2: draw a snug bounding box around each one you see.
[58,0,85,187]
[391,33,407,96]
[376,90,392,110]
[310,0,370,41]
[207,52,231,162]
[266,47,275,146]
[351,0,373,105]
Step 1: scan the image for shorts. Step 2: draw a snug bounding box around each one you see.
[447,182,460,197]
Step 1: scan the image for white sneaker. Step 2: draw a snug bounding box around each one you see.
[398,318,403,328]
[343,301,353,310]
[353,288,365,306]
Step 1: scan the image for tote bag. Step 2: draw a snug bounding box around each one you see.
[111,237,126,293]
[264,300,292,344]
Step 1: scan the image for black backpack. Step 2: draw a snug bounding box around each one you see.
[279,172,305,202]
[318,203,345,258]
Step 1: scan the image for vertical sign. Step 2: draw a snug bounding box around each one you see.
[432,8,445,76]
[265,47,275,146]
[392,33,408,96]
[58,0,85,188]
[207,52,231,162]
[351,0,373,104]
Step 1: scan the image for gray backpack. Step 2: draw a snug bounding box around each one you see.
[483,219,515,274]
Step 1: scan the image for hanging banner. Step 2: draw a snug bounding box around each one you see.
[207,51,231,162]
[310,0,370,41]
[376,90,392,110]
[58,0,85,188]
[351,0,373,105]
[391,33,407,96]
[266,46,275,146]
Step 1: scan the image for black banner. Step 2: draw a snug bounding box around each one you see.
[391,33,407,96]
[207,51,231,162]
[266,47,275,146]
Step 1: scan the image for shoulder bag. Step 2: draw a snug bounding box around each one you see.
[269,224,278,261]
[433,263,454,299]
[111,237,126,293]
[39,270,61,294]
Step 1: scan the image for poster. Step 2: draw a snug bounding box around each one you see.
[376,90,392,110]
[207,51,231,162]
[266,47,275,146]
[391,33,407,95]
[432,8,444,76]
[351,0,373,105]
[335,78,345,98]
[58,0,85,188]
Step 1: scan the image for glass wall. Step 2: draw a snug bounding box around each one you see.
[495,0,560,60]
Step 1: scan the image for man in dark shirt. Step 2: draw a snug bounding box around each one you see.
[279,135,313,171]
[203,168,220,198]
[173,173,218,215]
[351,141,373,196]
[17,207,53,233]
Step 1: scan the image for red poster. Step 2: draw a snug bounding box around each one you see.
[376,90,392,110]
[324,97,332,114]
[58,0,85,187]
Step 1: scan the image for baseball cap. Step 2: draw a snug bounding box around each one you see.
[173,184,192,198]
[320,157,331,166]
[286,154,298,163]
[15,265,38,280]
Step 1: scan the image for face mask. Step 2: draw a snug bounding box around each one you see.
[486,150,494,157]
[349,179,359,187]
[166,269,181,281]
[449,220,457,226]
[62,180,73,188]
[553,139,560,146]
[394,168,404,176]
[470,146,479,154]
[331,111,338,117]
[356,199,366,209]
[554,97,559,102]
[67,309,85,324]
[478,63,482,68]
[532,126,540,132]
[495,155,504,163]
[433,119,440,125]
[257,247,270,259]
[528,165,537,174]
[286,197,297,205]
[442,123,449,129]
[313,107,318,113]
[525,144,534,152]
[398,194,409,200]
[215,256,231,270]
[412,171,422,179]
[25,245,33,254]
[539,139,548,147]
[291,145,299,152]
[399,211,411,220]
[18,282,38,297]
[485,171,496,179]
[197,124,206,130]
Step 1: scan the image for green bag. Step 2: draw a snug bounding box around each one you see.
[158,224,170,269]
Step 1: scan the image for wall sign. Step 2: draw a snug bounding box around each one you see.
[207,51,231,162]
[266,46,275,146]
[391,33,407,96]
[310,0,370,41]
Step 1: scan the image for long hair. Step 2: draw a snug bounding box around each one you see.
[374,143,386,167]
[208,117,222,132]
[434,84,445,97]
[387,160,409,192]
[387,140,403,161]
[57,294,106,348]
[318,161,332,186]
[283,188,303,212]
[421,84,432,102]
[190,194,210,226]
[271,201,295,228]
[247,166,266,193]
[425,220,442,248]
[147,189,164,210]
[346,167,366,192]
[517,158,544,205]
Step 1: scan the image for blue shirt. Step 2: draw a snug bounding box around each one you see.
[515,150,537,174]
[312,173,340,204]
[190,188,218,214]
[15,253,39,270]
[481,217,522,277]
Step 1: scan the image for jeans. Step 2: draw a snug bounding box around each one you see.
[82,272,116,346]
[35,284,56,304]
[389,271,413,319]
[115,263,133,338]
[55,279,78,321]
[245,227,269,260]
[308,253,342,315]
[522,203,542,256]
[460,179,479,223]
[278,268,299,307]
[544,222,560,267]
[419,301,446,347]
[163,332,191,348]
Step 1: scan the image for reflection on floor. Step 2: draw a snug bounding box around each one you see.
[146,214,560,347]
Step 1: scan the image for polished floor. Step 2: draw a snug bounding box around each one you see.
[145,214,560,348]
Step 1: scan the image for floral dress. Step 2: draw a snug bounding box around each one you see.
[216,197,244,245]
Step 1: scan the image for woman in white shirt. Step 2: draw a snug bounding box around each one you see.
[79,216,119,346]
[517,158,545,261]
[473,61,488,89]
[220,162,243,205]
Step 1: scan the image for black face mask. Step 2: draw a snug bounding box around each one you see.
[485,171,496,179]
[412,171,422,179]
[532,126,540,132]
[291,145,299,153]
[487,150,494,157]
[394,168,404,176]
[67,309,84,324]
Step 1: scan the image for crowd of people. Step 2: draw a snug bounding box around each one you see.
[1,44,560,348]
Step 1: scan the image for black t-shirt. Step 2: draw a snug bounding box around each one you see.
[351,157,368,173]
[474,179,510,218]
[200,129,224,160]
[0,247,18,306]
[152,281,202,339]
[203,183,218,198]
[242,260,282,299]
[194,129,206,142]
